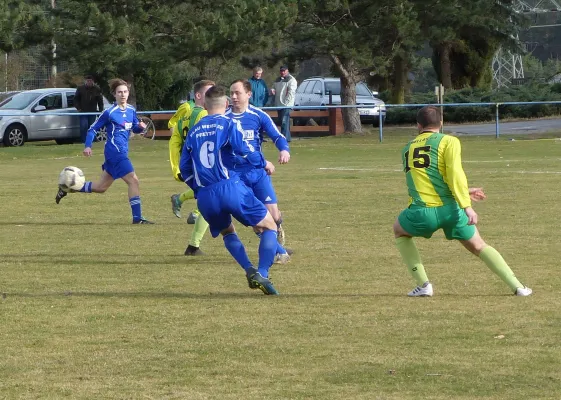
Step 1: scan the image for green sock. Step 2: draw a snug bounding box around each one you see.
[189,214,209,247]
[479,246,523,291]
[179,189,195,204]
[395,237,429,286]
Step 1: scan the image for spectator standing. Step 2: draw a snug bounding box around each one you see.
[249,66,269,107]
[74,75,104,143]
[272,66,297,142]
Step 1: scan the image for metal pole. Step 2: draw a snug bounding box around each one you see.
[495,103,500,139]
[378,109,383,142]
[5,52,7,92]
[51,0,57,85]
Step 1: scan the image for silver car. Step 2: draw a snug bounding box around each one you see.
[0,88,110,146]
[294,77,386,125]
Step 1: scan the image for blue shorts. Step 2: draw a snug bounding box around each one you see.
[239,168,277,204]
[102,156,135,180]
[196,179,268,237]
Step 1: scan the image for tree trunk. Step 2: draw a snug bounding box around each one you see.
[340,75,362,133]
[438,42,453,89]
[329,53,361,133]
[390,54,407,104]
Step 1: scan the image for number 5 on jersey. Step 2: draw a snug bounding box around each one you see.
[404,145,431,173]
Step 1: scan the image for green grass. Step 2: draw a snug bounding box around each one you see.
[1,130,560,399]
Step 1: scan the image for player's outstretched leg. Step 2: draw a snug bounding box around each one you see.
[461,228,532,296]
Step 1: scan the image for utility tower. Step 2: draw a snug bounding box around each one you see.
[492,0,561,88]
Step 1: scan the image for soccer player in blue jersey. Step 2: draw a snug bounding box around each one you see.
[55,78,154,224]
[226,79,291,262]
[179,85,280,295]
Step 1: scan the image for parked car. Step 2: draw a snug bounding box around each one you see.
[0,88,110,146]
[294,77,386,125]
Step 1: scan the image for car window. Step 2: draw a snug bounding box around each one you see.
[357,83,373,96]
[312,81,323,94]
[296,81,309,94]
[0,92,41,110]
[324,82,341,96]
[304,81,316,94]
[37,93,63,110]
[66,92,75,108]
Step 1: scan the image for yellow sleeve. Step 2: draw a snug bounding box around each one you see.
[168,122,184,181]
[442,136,471,208]
[168,102,191,129]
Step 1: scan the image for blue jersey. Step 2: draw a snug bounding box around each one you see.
[85,103,144,158]
[225,105,289,172]
[179,114,266,192]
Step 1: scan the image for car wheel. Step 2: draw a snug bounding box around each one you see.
[3,124,26,146]
[95,126,107,142]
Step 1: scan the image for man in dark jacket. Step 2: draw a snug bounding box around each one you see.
[74,75,104,143]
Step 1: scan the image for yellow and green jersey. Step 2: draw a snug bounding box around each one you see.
[401,131,471,209]
[169,106,208,180]
[167,100,195,129]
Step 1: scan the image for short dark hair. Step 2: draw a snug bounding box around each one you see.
[194,79,215,93]
[85,75,94,80]
[204,85,227,108]
[108,78,129,94]
[230,79,252,93]
[416,106,441,129]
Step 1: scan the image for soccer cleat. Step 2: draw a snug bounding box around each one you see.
[284,248,294,256]
[246,267,259,289]
[187,211,199,224]
[184,245,204,256]
[132,218,154,224]
[274,253,291,264]
[170,194,182,218]
[55,187,68,204]
[249,272,279,295]
[407,282,433,297]
[277,224,286,246]
[515,286,532,296]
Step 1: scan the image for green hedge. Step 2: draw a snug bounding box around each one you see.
[380,85,561,125]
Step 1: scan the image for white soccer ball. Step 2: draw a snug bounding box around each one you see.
[58,166,86,192]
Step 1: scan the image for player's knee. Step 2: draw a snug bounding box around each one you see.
[393,219,405,238]
[220,224,236,236]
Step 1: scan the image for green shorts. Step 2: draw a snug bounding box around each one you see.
[398,203,475,241]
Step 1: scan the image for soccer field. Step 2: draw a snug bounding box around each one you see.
[1,132,560,399]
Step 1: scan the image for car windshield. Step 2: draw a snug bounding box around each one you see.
[0,92,41,110]
[324,81,373,96]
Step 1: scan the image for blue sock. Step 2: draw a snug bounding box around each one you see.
[257,230,277,278]
[129,196,142,222]
[255,231,286,255]
[223,233,253,272]
[79,181,92,193]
